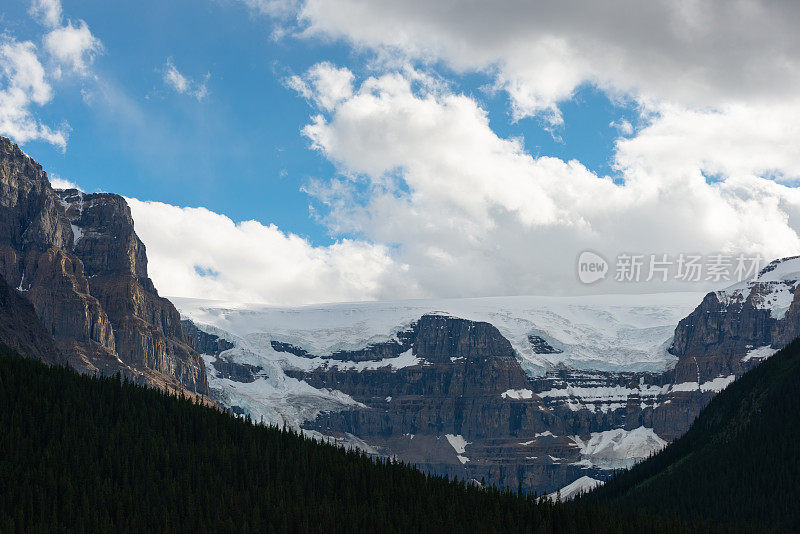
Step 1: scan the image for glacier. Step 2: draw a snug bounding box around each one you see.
[173,292,702,442]
[174,292,703,374]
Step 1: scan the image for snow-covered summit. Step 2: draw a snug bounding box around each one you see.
[754,256,800,283]
[716,256,800,320]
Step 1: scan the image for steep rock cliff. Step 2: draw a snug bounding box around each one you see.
[0,136,208,396]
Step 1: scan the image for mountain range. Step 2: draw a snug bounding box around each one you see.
[2,135,799,495]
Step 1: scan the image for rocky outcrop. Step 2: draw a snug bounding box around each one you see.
[181,319,259,382]
[654,256,800,438]
[670,257,800,379]
[284,315,605,492]
[0,273,62,362]
[0,136,208,396]
[0,138,116,373]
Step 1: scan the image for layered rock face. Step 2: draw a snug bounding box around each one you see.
[670,257,800,381]
[0,136,208,395]
[285,309,767,489]
[283,315,611,492]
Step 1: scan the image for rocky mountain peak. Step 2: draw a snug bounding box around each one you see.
[0,138,72,254]
[56,189,149,279]
[412,313,518,364]
[669,254,800,390]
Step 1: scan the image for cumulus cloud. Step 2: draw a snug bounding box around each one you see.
[293,66,800,297]
[215,1,800,300]
[115,2,800,302]
[30,0,102,77]
[129,59,800,302]
[127,198,419,305]
[615,102,800,182]
[286,62,353,111]
[44,20,103,76]
[163,59,210,101]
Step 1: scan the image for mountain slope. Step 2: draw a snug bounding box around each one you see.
[0,344,707,534]
[586,335,800,531]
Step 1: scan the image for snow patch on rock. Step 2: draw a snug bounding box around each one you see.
[70,224,83,246]
[537,382,671,413]
[445,433,470,454]
[671,374,735,393]
[445,433,471,464]
[501,388,534,399]
[743,345,778,361]
[572,426,667,469]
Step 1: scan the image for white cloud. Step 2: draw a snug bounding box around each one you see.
[615,102,800,183]
[0,0,102,148]
[287,62,353,111]
[127,198,419,305]
[0,39,67,148]
[126,57,800,302]
[610,119,633,136]
[294,67,800,297]
[29,0,103,78]
[233,2,800,299]
[28,0,62,28]
[43,20,102,76]
[163,59,210,101]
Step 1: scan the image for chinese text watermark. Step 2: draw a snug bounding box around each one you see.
[577,252,764,284]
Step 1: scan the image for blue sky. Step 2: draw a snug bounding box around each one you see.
[2,0,799,304]
[2,0,636,246]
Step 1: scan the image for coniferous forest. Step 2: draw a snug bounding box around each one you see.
[0,343,755,534]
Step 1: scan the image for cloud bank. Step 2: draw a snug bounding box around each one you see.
[296,0,800,123]
[15,0,800,304]
[128,199,419,305]
[130,62,800,304]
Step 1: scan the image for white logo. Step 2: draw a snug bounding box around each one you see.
[577,251,608,284]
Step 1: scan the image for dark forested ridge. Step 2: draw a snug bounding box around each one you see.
[584,337,800,532]
[0,343,745,534]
